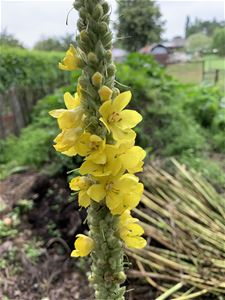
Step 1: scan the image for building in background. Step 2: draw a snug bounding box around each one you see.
[140,36,190,65]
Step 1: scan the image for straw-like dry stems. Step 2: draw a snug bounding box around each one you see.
[128,160,225,299]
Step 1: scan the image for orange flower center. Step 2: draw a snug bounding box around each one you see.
[89,141,100,151]
[108,112,122,123]
[106,181,114,191]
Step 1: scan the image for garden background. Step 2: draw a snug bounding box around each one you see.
[0,0,225,299]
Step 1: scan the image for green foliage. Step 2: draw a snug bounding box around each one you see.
[212,27,225,56]
[0,247,20,272]
[0,84,80,178]
[185,17,225,38]
[0,220,18,239]
[0,30,24,48]
[115,0,164,51]
[0,47,70,93]
[33,34,75,52]
[24,240,42,262]
[116,53,225,187]
[185,33,212,53]
[0,199,34,239]
[0,53,224,187]
[0,210,20,239]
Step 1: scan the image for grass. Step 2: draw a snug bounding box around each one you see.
[167,55,225,92]
[167,62,202,84]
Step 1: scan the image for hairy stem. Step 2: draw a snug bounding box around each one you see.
[73,0,126,298]
[88,202,126,300]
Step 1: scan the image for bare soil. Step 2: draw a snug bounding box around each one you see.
[0,171,156,300]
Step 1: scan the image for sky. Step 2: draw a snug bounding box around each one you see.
[0,0,225,48]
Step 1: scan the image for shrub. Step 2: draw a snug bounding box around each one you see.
[0,47,70,93]
[1,53,224,187]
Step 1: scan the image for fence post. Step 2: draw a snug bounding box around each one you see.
[9,86,25,135]
[0,94,5,139]
[202,60,205,82]
[215,69,219,84]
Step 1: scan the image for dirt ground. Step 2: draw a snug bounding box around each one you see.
[0,172,157,300]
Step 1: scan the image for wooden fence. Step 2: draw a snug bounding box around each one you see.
[0,81,65,139]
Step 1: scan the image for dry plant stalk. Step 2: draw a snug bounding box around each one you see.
[128,159,225,299]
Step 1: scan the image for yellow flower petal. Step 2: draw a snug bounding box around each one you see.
[71,234,94,257]
[49,109,66,118]
[120,146,146,172]
[122,236,147,249]
[106,192,122,211]
[87,152,107,164]
[59,44,80,71]
[70,176,91,191]
[119,210,146,249]
[112,91,132,112]
[57,108,83,130]
[99,117,111,133]
[62,146,77,157]
[87,184,106,202]
[126,223,144,236]
[79,160,111,177]
[99,100,112,121]
[78,191,91,208]
[118,110,142,129]
[111,125,136,141]
[64,92,80,110]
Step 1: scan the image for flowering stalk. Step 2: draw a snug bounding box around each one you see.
[49,0,146,299]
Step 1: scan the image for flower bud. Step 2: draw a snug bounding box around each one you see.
[88,275,94,283]
[93,4,103,20]
[118,271,126,283]
[92,72,103,87]
[107,64,116,76]
[80,30,89,44]
[99,22,108,35]
[98,85,112,102]
[104,50,112,61]
[112,88,120,98]
[88,52,98,65]
[102,2,110,14]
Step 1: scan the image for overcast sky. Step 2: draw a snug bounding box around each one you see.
[1,0,224,48]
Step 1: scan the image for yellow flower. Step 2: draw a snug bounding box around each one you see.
[79,142,146,176]
[113,142,146,174]
[70,176,92,208]
[87,173,143,215]
[79,144,122,177]
[53,127,83,155]
[49,92,83,130]
[71,234,94,257]
[119,210,146,249]
[59,44,81,71]
[99,91,142,141]
[75,133,106,163]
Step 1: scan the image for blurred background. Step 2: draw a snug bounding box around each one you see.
[0,1,225,299]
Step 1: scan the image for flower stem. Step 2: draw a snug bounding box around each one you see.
[88,201,126,300]
[73,0,127,298]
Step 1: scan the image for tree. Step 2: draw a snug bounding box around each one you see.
[0,30,24,48]
[33,37,64,51]
[33,34,75,52]
[186,33,212,54]
[212,27,225,56]
[115,0,164,51]
[185,18,225,38]
[185,16,190,38]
